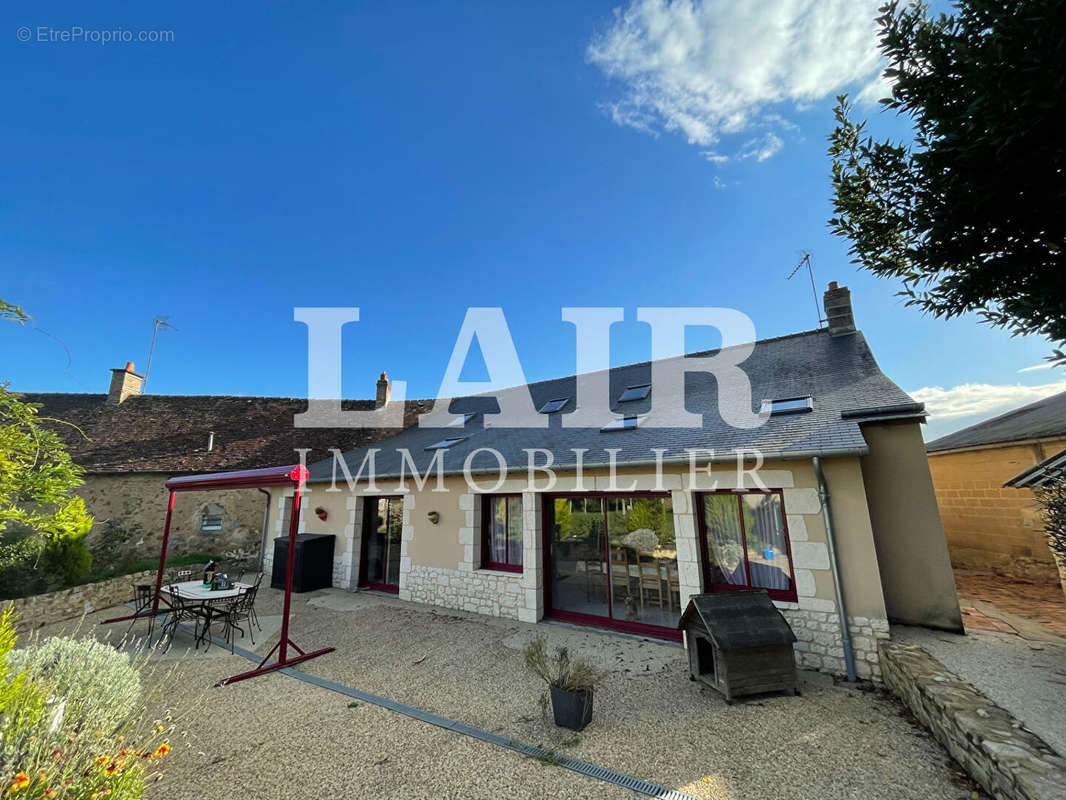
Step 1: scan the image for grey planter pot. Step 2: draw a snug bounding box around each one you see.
[550,685,594,731]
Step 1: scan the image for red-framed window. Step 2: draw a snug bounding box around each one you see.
[694,490,797,602]
[481,494,523,572]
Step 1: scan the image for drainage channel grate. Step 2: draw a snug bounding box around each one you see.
[187,627,700,800]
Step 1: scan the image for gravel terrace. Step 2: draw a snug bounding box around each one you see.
[34,585,976,800]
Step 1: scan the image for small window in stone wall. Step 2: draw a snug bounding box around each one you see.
[200,504,224,532]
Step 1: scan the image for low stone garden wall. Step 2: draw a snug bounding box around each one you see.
[7,569,156,630]
[880,640,1066,800]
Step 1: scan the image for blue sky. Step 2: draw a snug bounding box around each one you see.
[2,0,1062,441]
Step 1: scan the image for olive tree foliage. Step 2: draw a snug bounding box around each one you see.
[0,389,94,593]
[1037,476,1066,578]
[0,298,30,325]
[829,1,1066,363]
[0,298,93,594]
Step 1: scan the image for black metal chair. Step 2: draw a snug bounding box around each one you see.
[158,587,206,653]
[198,595,235,651]
[245,572,264,633]
[222,584,259,652]
[126,582,157,640]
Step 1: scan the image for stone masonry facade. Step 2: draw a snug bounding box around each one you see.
[11,569,156,630]
[78,474,266,567]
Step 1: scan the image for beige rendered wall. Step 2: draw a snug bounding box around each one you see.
[79,473,268,567]
[860,421,964,631]
[927,438,1065,582]
[289,455,893,677]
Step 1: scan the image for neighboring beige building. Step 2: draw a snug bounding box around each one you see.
[926,391,1066,583]
[22,366,413,568]
[262,284,962,681]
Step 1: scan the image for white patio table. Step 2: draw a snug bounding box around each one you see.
[161,580,251,649]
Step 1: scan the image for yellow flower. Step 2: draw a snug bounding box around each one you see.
[156,725,164,733]
[94,757,108,766]
[153,743,170,758]
[8,772,30,793]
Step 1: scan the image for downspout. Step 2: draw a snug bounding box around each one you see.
[257,488,272,573]
[812,457,858,682]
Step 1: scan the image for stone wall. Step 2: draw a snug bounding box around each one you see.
[928,441,1065,583]
[78,474,268,566]
[9,569,156,630]
[880,640,1066,800]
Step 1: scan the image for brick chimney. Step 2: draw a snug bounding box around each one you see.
[375,371,391,408]
[107,362,144,404]
[823,282,856,336]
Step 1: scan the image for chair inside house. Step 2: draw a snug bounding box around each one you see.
[665,562,681,610]
[636,554,664,611]
[609,546,634,612]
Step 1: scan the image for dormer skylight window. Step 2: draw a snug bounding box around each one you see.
[425,437,466,450]
[601,415,644,432]
[446,413,476,427]
[618,384,651,403]
[539,398,569,414]
[762,396,813,416]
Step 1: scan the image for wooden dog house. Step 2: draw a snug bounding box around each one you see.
[679,591,798,702]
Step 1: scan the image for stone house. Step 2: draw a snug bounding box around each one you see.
[926,390,1066,582]
[263,284,962,680]
[21,367,413,568]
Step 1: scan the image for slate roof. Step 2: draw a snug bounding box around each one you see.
[308,328,922,483]
[926,390,1066,453]
[1004,447,1066,489]
[678,591,797,648]
[17,393,422,474]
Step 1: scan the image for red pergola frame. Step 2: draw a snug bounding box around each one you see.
[101,464,335,686]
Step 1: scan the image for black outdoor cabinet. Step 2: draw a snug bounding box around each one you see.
[679,591,798,702]
[270,533,336,593]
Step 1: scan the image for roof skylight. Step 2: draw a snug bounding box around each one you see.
[762,396,813,416]
[425,437,466,450]
[539,398,569,414]
[446,413,476,427]
[601,415,644,432]
[618,384,651,403]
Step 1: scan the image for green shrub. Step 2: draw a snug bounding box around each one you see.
[7,636,141,738]
[0,608,171,799]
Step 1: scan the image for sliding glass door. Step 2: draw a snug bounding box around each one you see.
[546,494,679,636]
[361,496,403,593]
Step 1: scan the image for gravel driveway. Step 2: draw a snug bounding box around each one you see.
[35,586,975,800]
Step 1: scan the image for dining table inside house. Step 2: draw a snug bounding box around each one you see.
[160,579,252,649]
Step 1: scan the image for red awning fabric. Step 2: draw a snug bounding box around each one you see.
[165,464,308,492]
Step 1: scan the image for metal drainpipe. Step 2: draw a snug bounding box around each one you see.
[812,456,858,681]
[257,488,272,573]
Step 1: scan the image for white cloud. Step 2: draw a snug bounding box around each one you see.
[738,132,783,162]
[910,381,1066,421]
[1018,362,1057,373]
[587,0,884,160]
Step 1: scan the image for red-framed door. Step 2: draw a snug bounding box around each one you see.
[542,493,682,641]
[360,496,403,594]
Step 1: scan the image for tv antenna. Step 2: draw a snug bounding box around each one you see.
[787,252,824,328]
[144,317,176,388]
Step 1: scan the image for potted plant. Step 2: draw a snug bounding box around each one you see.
[523,635,605,731]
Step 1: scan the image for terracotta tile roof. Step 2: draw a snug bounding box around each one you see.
[16,392,422,474]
